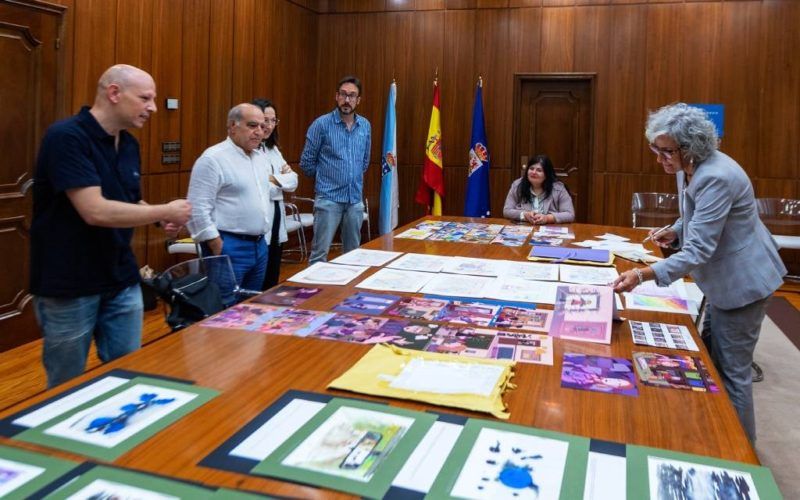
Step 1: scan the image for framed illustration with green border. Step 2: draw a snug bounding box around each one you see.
[0,445,81,499]
[41,465,215,499]
[15,376,219,461]
[626,444,782,499]
[251,397,436,498]
[426,418,590,499]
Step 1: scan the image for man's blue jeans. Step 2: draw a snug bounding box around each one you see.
[207,232,268,292]
[33,283,143,388]
[309,198,364,264]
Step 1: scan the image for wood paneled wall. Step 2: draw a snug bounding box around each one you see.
[56,0,799,271]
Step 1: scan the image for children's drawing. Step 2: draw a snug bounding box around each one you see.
[560,354,638,396]
[0,458,44,497]
[450,427,569,499]
[648,456,759,500]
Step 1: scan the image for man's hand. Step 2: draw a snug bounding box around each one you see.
[160,222,182,238]
[164,199,191,226]
[206,237,223,256]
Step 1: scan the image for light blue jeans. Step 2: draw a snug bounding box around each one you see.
[203,233,268,294]
[34,284,143,388]
[702,296,769,442]
[309,198,364,264]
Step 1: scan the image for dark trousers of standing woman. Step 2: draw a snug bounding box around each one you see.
[262,201,283,290]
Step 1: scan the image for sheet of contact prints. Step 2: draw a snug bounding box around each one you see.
[628,321,699,352]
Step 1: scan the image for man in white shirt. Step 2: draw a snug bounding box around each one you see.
[187,103,272,291]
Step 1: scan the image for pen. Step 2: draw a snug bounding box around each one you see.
[642,224,672,243]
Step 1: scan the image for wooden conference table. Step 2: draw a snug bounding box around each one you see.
[0,217,757,498]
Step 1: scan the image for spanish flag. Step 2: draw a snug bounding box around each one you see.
[414,79,444,215]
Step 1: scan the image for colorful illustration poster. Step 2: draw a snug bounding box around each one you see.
[16,377,218,461]
[632,352,719,392]
[252,285,322,307]
[561,353,638,396]
[626,444,782,500]
[425,326,499,358]
[333,292,401,315]
[252,398,435,499]
[625,293,696,315]
[435,300,502,327]
[385,297,449,322]
[550,285,614,344]
[492,332,554,365]
[492,305,553,333]
[629,321,699,352]
[310,314,389,343]
[427,419,589,500]
[202,303,283,330]
[372,320,439,350]
[255,308,334,337]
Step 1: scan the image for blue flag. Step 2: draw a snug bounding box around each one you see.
[464,82,490,217]
[379,82,399,235]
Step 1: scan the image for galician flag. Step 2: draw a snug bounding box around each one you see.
[379,81,399,235]
[414,79,444,215]
[464,78,490,217]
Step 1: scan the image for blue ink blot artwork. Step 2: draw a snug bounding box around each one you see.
[477,440,543,497]
[85,393,175,434]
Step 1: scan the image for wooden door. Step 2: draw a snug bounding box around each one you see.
[512,74,594,223]
[0,0,65,351]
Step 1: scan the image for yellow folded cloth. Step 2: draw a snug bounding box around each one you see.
[328,344,516,419]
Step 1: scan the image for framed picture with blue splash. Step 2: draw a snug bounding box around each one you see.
[13,377,218,461]
[427,418,590,499]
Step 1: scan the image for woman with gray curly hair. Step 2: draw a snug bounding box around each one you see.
[613,103,786,442]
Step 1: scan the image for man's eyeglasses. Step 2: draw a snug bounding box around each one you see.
[337,91,359,102]
[648,144,682,160]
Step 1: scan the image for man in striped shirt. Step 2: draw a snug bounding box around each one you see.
[300,76,372,264]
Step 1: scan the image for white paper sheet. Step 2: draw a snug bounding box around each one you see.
[387,358,505,396]
[501,260,560,281]
[596,233,630,242]
[442,257,508,277]
[356,268,436,293]
[0,458,45,497]
[13,376,129,428]
[583,452,626,500]
[392,421,463,492]
[67,480,179,500]
[287,262,370,285]
[485,277,559,304]
[330,248,403,267]
[559,264,620,285]
[230,399,326,460]
[420,274,495,298]
[386,252,453,273]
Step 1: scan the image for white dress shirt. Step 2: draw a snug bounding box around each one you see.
[187,137,273,242]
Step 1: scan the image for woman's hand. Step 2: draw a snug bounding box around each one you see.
[649,227,677,248]
[612,270,640,293]
[523,211,537,224]
[531,213,552,225]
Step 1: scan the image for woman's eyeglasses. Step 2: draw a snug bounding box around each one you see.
[648,144,681,160]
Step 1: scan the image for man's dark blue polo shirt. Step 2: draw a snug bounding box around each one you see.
[30,106,143,297]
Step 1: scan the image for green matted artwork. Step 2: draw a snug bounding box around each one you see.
[15,376,219,461]
[0,445,80,499]
[627,444,783,499]
[426,418,590,499]
[251,397,436,499]
[41,465,215,499]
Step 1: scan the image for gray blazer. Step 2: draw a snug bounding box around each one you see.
[651,151,786,310]
[502,179,575,223]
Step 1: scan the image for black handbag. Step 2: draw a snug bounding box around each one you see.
[154,272,224,331]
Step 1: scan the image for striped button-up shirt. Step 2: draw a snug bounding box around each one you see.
[300,109,371,204]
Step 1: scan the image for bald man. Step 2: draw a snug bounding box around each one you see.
[187,103,272,293]
[30,64,191,387]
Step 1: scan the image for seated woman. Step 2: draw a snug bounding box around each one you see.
[503,154,575,224]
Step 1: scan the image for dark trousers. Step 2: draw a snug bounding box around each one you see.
[262,201,283,290]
